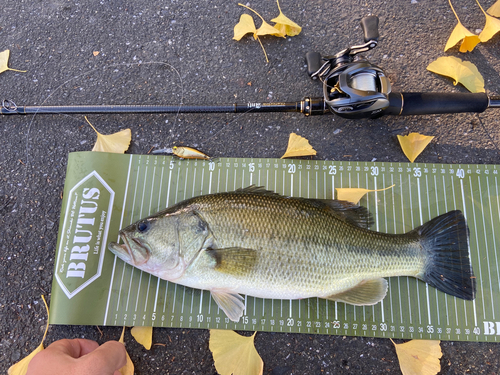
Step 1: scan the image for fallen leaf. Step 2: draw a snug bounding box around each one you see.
[477,0,500,42]
[444,22,481,52]
[488,0,500,16]
[426,56,485,93]
[93,51,100,56]
[397,132,435,163]
[336,184,395,205]
[233,14,257,41]
[256,20,284,38]
[238,3,284,38]
[118,327,134,375]
[445,0,480,52]
[281,133,317,158]
[131,326,153,350]
[209,330,263,375]
[0,50,27,75]
[270,0,302,36]
[85,117,132,153]
[8,296,49,375]
[391,339,442,375]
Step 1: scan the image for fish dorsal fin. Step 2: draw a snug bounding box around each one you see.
[233,186,373,228]
[234,185,280,196]
[317,199,373,229]
[211,288,245,322]
[324,278,388,305]
[206,248,258,276]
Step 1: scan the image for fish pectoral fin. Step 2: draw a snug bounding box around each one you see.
[324,278,388,305]
[206,247,258,276]
[211,289,245,322]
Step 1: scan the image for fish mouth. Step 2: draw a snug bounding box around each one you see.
[108,235,150,265]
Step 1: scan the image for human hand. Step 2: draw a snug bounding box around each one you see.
[26,338,127,375]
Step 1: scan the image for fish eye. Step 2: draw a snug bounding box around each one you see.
[137,221,150,232]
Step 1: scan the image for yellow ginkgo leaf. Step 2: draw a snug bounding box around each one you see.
[397,132,435,163]
[233,14,257,41]
[0,50,27,75]
[478,5,500,42]
[256,20,284,38]
[445,0,481,52]
[391,339,442,375]
[444,22,481,52]
[130,326,153,350]
[281,133,317,158]
[270,0,302,36]
[426,56,484,93]
[8,296,49,375]
[209,330,263,375]
[118,327,134,375]
[85,117,131,153]
[488,0,500,17]
[336,185,395,205]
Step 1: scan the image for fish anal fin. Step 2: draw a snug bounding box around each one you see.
[325,278,388,305]
[211,289,245,322]
[206,247,257,276]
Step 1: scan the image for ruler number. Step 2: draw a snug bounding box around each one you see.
[248,163,255,172]
[413,167,421,177]
[329,165,337,175]
[288,164,296,174]
[427,325,434,333]
[169,160,175,170]
[371,166,379,176]
[209,162,215,171]
[287,318,294,327]
[456,168,465,179]
[197,314,204,323]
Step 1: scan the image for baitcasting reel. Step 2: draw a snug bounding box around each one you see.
[305,16,391,119]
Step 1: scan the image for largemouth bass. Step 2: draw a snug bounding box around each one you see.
[108,186,476,322]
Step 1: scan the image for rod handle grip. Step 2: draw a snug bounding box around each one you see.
[385,92,489,116]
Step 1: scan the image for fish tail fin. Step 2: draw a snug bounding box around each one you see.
[417,210,476,300]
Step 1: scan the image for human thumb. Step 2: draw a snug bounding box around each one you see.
[79,340,127,375]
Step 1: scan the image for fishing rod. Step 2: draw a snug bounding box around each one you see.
[1,16,499,119]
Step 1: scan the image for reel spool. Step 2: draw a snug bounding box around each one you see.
[323,60,391,119]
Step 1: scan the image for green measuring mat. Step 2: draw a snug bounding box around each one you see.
[50,151,500,342]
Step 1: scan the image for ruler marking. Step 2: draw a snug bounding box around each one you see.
[479,176,495,320]
[125,161,142,318]
[144,274,152,312]
[105,155,134,324]
[492,176,500,320]
[384,173,394,325]
[116,262,127,312]
[149,166,156,214]
[400,173,412,325]
[461,177,476,328]
[157,165,164,211]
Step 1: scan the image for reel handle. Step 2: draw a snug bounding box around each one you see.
[305,52,323,78]
[385,92,491,116]
[360,16,379,42]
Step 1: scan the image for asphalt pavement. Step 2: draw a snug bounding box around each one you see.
[1,0,500,373]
